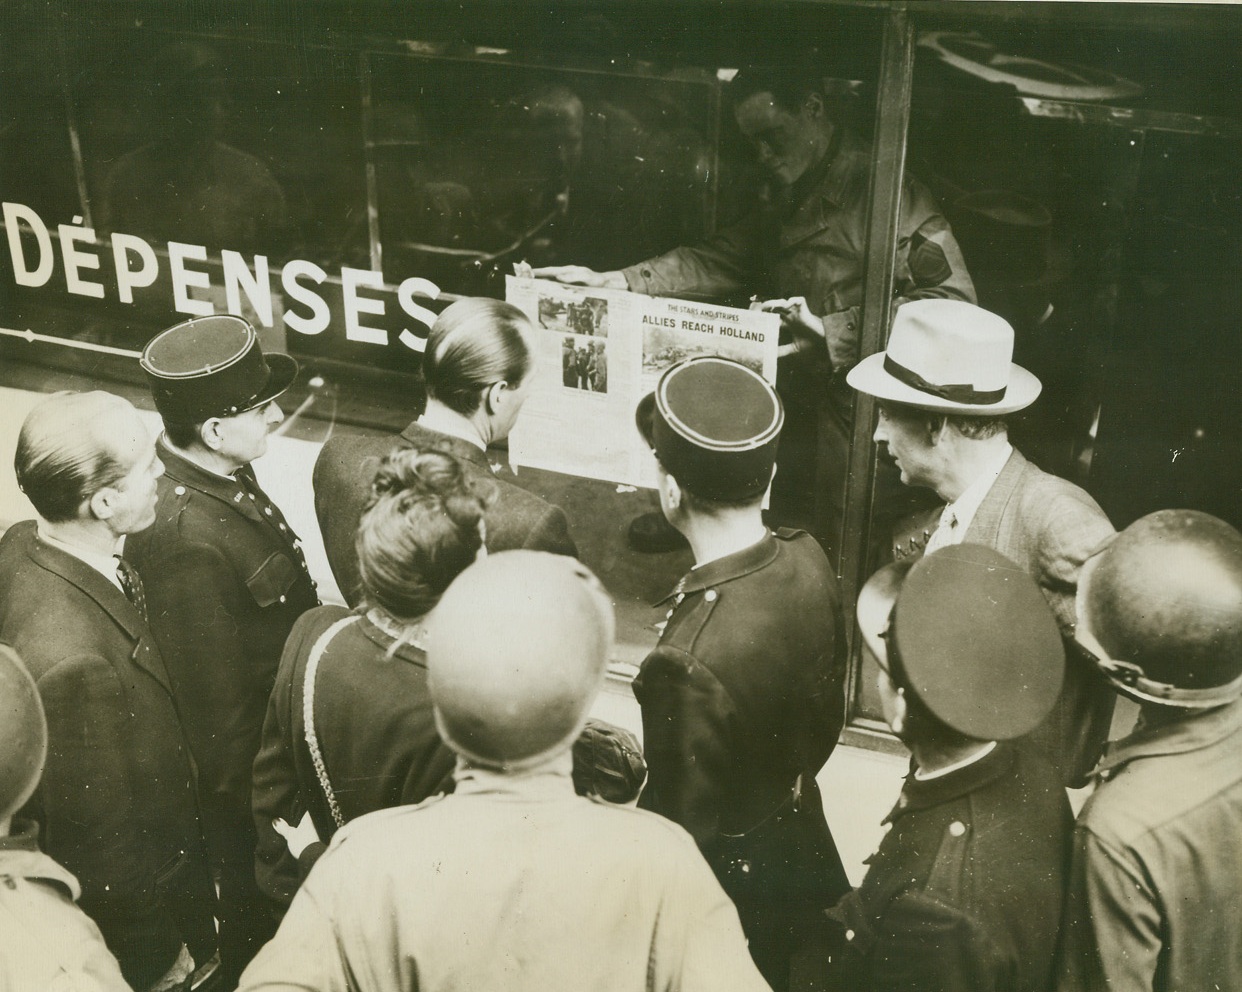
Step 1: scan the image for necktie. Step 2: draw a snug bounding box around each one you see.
[115,556,149,623]
[925,508,959,554]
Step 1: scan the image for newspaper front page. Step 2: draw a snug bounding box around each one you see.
[506,275,780,488]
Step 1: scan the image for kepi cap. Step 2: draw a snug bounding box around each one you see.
[141,315,299,425]
[857,544,1064,740]
[636,356,782,502]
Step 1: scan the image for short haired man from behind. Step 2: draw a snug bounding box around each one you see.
[848,299,1116,786]
[0,643,132,991]
[239,551,768,992]
[0,391,216,992]
[1058,510,1242,992]
[631,356,850,991]
[313,297,577,607]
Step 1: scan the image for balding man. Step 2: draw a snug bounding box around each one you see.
[1059,510,1242,992]
[0,391,216,992]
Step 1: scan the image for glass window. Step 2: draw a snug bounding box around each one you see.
[847,9,1242,726]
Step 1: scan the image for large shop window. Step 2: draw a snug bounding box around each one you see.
[846,10,1242,730]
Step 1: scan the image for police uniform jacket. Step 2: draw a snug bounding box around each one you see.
[633,530,851,941]
[313,421,577,607]
[125,439,319,838]
[0,521,216,990]
[821,743,1072,992]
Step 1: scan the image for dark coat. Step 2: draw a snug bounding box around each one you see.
[0,522,216,990]
[633,528,850,989]
[124,440,320,837]
[313,421,577,607]
[809,744,1072,992]
[251,605,455,909]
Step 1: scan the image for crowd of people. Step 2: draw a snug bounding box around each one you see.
[3,62,1240,992]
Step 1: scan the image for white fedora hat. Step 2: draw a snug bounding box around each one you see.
[846,299,1041,415]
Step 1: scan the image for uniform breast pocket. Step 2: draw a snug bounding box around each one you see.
[245,552,298,608]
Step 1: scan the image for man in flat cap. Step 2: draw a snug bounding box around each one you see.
[631,356,850,991]
[126,315,320,984]
[0,391,217,991]
[1059,510,1242,992]
[803,544,1072,992]
[848,298,1115,786]
[239,551,768,992]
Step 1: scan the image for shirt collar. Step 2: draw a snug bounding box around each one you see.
[1095,696,1242,779]
[36,522,123,591]
[452,750,577,801]
[912,740,997,781]
[418,407,487,453]
[941,442,1013,538]
[0,818,42,853]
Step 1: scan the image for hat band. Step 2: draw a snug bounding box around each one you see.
[883,355,1006,406]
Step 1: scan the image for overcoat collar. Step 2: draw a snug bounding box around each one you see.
[885,742,1016,822]
[400,421,494,475]
[24,526,172,694]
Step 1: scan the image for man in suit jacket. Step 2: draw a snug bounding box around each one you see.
[630,357,850,991]
[848,299,1116,786]
[124,315,320,984]
[0,391,216,992]
[314,298,576,607]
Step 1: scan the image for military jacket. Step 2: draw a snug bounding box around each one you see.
[817,744,1071,992]
[634,529,850,986]
[125,439,320,833]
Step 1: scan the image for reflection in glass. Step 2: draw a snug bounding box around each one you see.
[97,42,290,257]
[370,57,717,295]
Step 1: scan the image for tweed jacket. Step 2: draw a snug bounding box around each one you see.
[313,420,577,606]
[0,521,216,990]
[814,744,1073,992]
[125,440,320,838]
[960,449,1116,785]
[633,529,850,987]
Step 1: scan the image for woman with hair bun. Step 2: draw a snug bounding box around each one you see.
[251,447,489,913]
[314,297,577,608]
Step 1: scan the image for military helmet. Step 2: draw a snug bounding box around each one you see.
[0,645,48,821]
[1079,509,1242,707]
[426,551,614,770]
